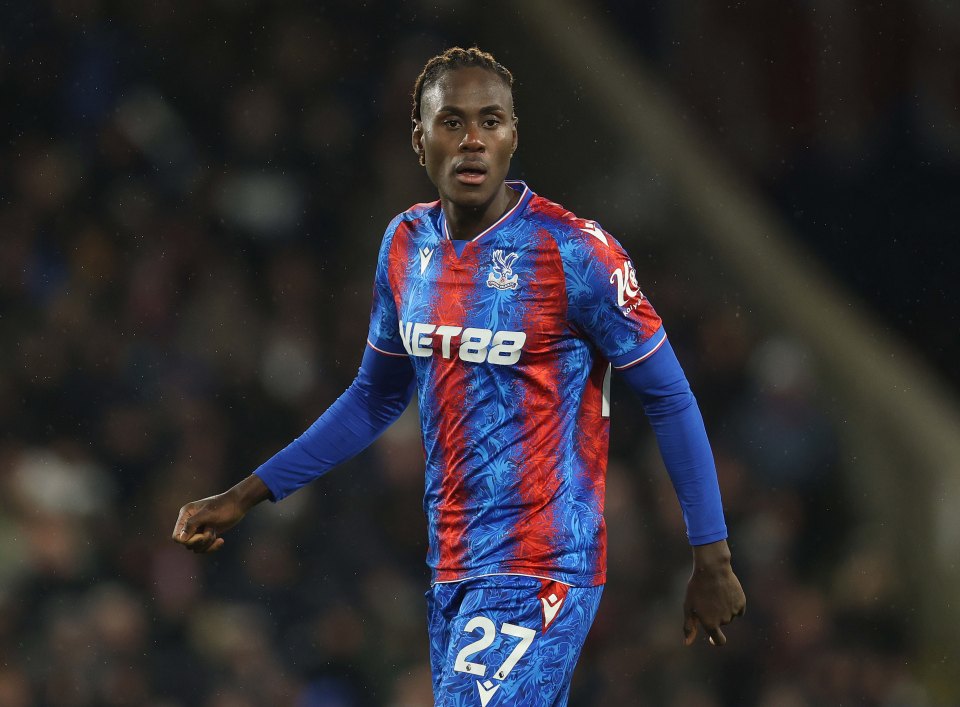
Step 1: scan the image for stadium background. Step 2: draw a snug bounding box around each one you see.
[1,1,958,705]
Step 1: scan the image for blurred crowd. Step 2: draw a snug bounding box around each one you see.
[612,0,960,389]
[0,1,949,706]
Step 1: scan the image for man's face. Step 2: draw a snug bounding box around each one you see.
[413,66,518,210]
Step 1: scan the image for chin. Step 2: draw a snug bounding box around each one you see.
[444,182,498,208]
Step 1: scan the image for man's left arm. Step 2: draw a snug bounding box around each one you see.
[618,335,746,646]
[554,223,745,643]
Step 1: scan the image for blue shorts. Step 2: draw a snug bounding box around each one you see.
[426,575,604,707]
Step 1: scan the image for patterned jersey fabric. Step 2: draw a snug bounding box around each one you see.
[367,182,663,587]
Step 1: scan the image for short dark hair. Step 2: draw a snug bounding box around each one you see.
[411,46,514,123]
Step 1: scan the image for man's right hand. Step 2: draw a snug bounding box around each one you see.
[171,474,271,553]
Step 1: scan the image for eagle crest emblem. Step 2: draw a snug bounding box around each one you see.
[486,249,520,290]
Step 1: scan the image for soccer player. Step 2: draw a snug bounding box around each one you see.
[173,47,745,706]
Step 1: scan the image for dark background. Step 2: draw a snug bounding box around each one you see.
[0,1,955,705]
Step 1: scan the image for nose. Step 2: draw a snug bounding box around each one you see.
[460,122,485,152]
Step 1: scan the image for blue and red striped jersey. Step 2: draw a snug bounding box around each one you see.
[368,181,664,587]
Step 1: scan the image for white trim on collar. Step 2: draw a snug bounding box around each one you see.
[442,182,531,242]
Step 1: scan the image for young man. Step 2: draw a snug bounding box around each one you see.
[173,47,745,706]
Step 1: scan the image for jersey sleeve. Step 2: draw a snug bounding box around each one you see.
[560,221,665,368]
[620,339,727,545]
[253,345,415,501]
[366,215,408,357]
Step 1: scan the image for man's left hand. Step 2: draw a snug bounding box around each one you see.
[683,539,746,647]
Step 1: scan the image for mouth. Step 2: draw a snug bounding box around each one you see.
[454,161,488,185]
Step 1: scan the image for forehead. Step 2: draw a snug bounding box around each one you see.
[421,66,513,115]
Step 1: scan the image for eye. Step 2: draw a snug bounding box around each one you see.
[482,118,501,128]
[443,118,462,129]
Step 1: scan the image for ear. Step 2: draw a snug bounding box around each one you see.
[412,120,424,158]
[511,115,519,155]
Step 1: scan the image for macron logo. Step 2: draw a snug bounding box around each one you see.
[538,582,569,632]
[419,246,434,274]
[477,680,500,707]
[581,221,608,246]
[541,592,565,631]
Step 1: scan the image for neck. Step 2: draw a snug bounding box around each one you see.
[443,184,519,241]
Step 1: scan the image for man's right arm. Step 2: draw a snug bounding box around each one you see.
[171,346,415,552]
[253,346,415,501]
[171,473,272,553]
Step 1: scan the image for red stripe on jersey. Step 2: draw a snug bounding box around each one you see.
[429,243,479,578]
[387,220,417,303]
[504,227,566,573]
[523,198,613,581]
[577,358,610,580]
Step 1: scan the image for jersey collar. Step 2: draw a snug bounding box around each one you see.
[441,181,533,242]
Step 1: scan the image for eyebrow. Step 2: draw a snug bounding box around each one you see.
[436,104,508,115]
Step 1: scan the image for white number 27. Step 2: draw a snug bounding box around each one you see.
[453,617,536,680]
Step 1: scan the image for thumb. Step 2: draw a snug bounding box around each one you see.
[174,505,203,542]
[683,612,698,646]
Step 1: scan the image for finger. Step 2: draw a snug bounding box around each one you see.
[184,529,216,552]
[189,535,224,554]
[706,626,726,647]
[173,507,199,543]
[189,533,225,554]
[172,513,188,542]
[683,614,698,646]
